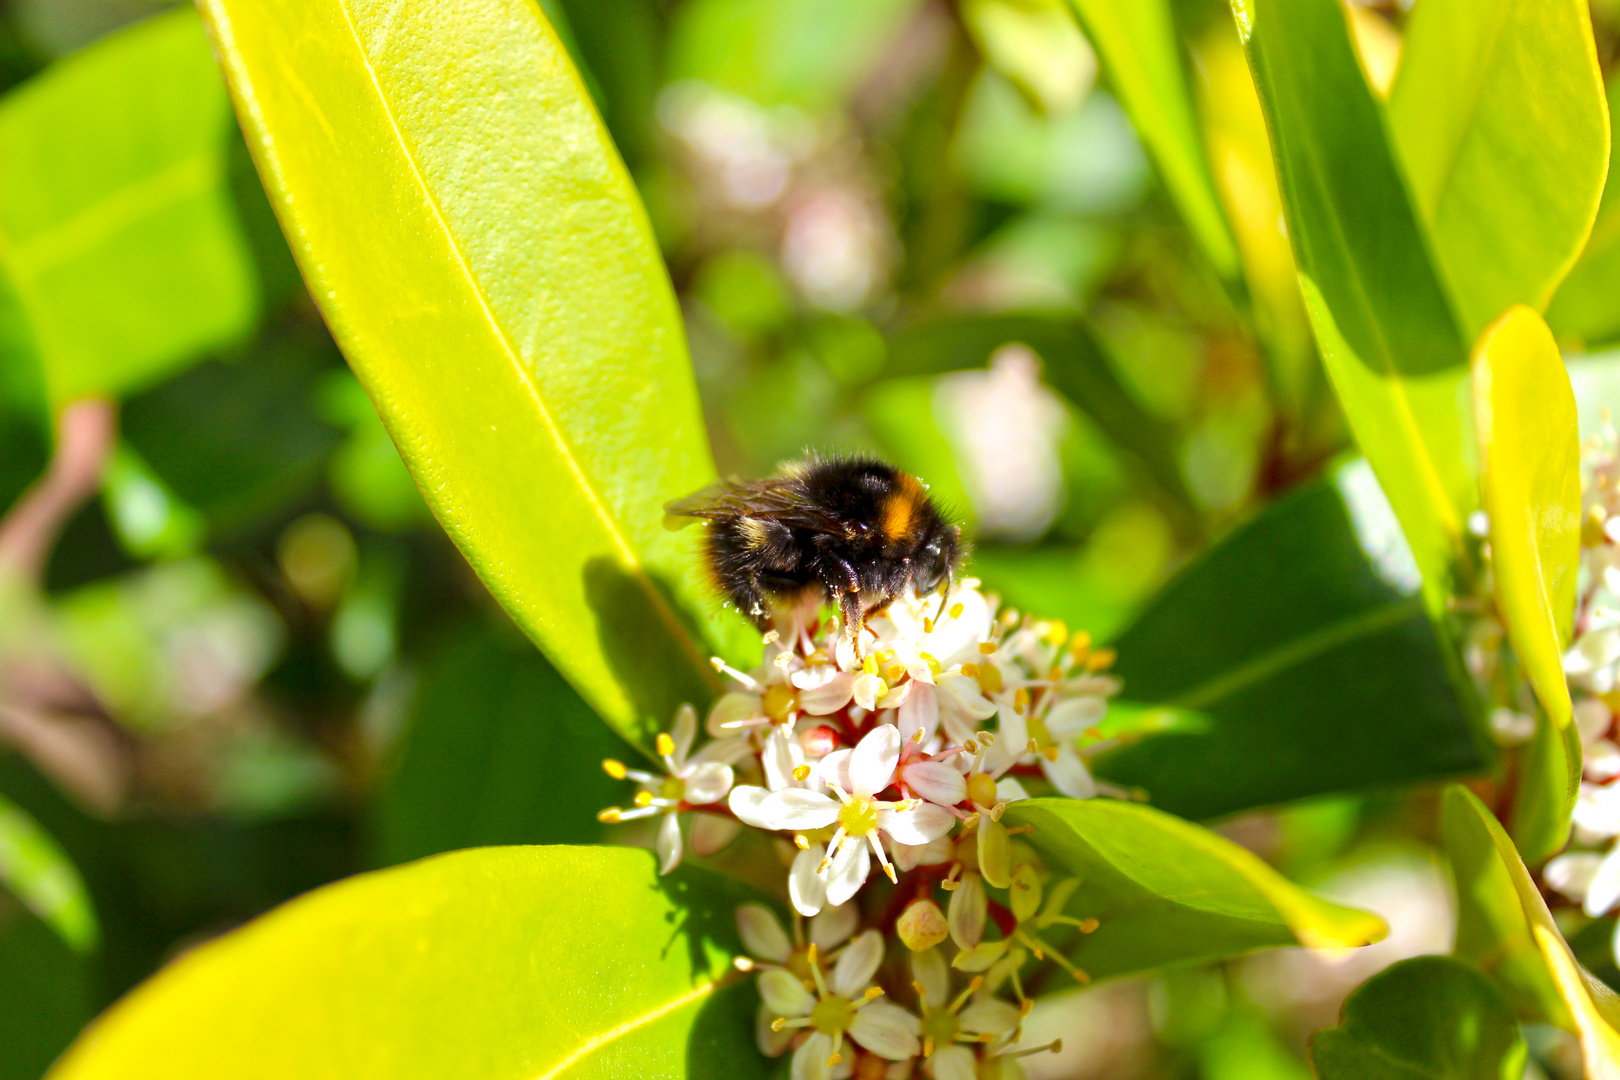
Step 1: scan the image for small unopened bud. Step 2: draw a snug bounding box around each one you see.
[896,898,949,951]
[802,725,840,758]
[978,817,1012,889]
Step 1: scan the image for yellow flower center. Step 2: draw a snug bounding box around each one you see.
[763,683,798,721]
[839,796,880,837]
[660,776,685,802]
[810,994,858,1035]
[967,773,998,808]
[924,1009,961,1051]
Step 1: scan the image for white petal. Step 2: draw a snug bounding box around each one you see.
[995,777,1030,803]
[958,997,1021,1037]
[729,785,776,828]
[848,999,922,1060]
[793,1032,832,1080]
[949,871,987,949]
[938,672,997,721]
[1589,740,1620,783]
[791,844,830,916]
[1587,846,1620,917]
[683,762,735,804]
[757,1001,794,1057]
[911,946,950,1005]
[1546,852,1605,903]
[1041,744,1097,799]
[708,691,765,736]
[902,760,967,806]
[691,813,742,856]
[833,929,886,998]
[1568,628,1620,676]
[657,812,683,875]
[932,1045,978,1080]
[818,749,854,791]
[1575,783,1620,838]
[811,901,859,951]
[854,672,888,712]
[1044,694,1107,736]
[898,683,940,744]
[876,679,913,710]
[995,704,1030,758]
[763,726,805,791]
[850,724,901,797]
[738,902,794,963]
[824,837,871,908]
[691,733,755,767]
[893,835,951,871]
[761,967,817,1018]
[877,802,956,845]
[670,703,697,768]
[1577,698,1615,745]
[759,788,842,831]
[800,670,856,715]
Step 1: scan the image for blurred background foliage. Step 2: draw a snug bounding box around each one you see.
[2,0,1619,1077]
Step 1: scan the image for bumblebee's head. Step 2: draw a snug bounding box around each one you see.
[916,523,961,595]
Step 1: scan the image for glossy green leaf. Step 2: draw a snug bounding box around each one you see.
[1443,785,1620,1077]
[1096,460,1484,820]
[371,621,632,866]
[1472,307,1583,863]
[888,312,1194,516]
[1006,797,1385,982]
[1234,0,1474,613]
[50,846,767,1080]
[1065,0,1239,281]
[1550,73,1620,350]
[198,0,743,748]
[1310,955,1526,1080]
[0,790,96,952]
[0,9,258,412]
[1389,0,1609,338]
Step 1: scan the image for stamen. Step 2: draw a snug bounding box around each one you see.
[1004,1039,1064,1060]
[602,759,627,779]
[918,650,941,673]
[1014,687,1031,715]
[656,733,675,757]
[771,1018,787,1032]
[762,630,780,645]
[912,727,926,743]
[733,957,755,971]
[923,617,935,633]
[826,1053,841,1068]
[710,656,759,689]
[597,807,622,823]
[961,662,979,679]
[633,791,655,808]
[911,980,928,1001]
[979,641,998,655]
[950,603,964,620]
[864,987,884,1000]
[793,764,812,781]
[794,833,810,850]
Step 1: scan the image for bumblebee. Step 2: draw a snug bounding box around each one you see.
[665,456,963,644]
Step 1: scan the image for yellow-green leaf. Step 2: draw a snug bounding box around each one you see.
[197,0,740,748]
[1549,73,1620,350]
[1443,786,1620,1077]
[0,8,258,413]
[1067,0,1239,282]
[49,847,767,1080]
[1472,306,1583,862]
[1233,0,1474,616]
[1389,0,1610,338]
[0,792,97,953]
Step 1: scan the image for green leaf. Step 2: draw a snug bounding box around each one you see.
[1096,460,1484,819]
[0,8,258,412]
[50,846,767,1080]
[0,791,97,952]
[1550,73,1620,350]
[371,621,633,866]
[1006,797,1385,982]
[888,312,1194,516]
[198,0,743,748]
[1388,0,1609,338]
[1471,306,1583,863]
[1233,0,1474,613]
[1443,785,1620,1076]
[0,904,89,1080]
[1309,955,1526,1080]
[1065,0,1239,281]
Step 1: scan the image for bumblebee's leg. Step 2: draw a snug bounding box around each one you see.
[737,571,773,631]
[838,587,866,657]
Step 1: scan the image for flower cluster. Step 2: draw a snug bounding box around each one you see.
[599,580,1121,1078]
[1537,426,1620,933]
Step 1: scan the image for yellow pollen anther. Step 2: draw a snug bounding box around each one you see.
[963,739,978,754]
[734,957,755,971]
[863,655,879,676]
[912,727,926,743]
[865,987,884,1000]
[771,1018,787,1032]
[976,663,1003,694]
[633,790,655,807]
[826,1053,841,1068]
[597,808,622,823]
[950,603,965,620]
[884,864,898,883]
[1044,745,1060,762]
[1020,999,1033,1016]
[968,976,984,993]
[1080,918,1099,933]
[919,651,941,673]
[978,1032,996,1043]
[602,759,627,779]
[960,662,979,679]
[794,833,810,849]
[885,664,905,683]
[912,980,928,1000]
[656,733,675,757]
[1014,688,1031,715]
[941,878,960,891]
[1087,647,1116,671]
[793,764,813,781]
[806,944,818,965]
[923,617,936,633]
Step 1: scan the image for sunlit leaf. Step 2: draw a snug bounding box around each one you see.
[1472,306,1583,862]
[0,791,96,952]
[1066,0,1239,281]
[1233,0,1474,615]
[1007,797,1385,983]
[1097,461,1484,820]
[1389,0,1609,338]
[1310,955,1526,1080]
[0,8,258,412]
[50,846,768,1080]
[1443,785,1620,1077]
[1550,74,1620,350]
[198,0,746,748]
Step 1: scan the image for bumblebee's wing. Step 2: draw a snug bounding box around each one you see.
[663,476,837,530]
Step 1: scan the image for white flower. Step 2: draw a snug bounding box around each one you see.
[911,946,1022,1079]
[766,930,922,1080]
[740,724,954,913]
[598,705,747,873]
[735,900,860,1058]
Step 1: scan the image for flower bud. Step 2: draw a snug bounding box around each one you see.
[801,724,840,758]
[896,898,949,952]
[949,871,987,949]
[978,817,1012,889]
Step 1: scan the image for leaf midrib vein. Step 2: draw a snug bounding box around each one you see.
[327,0,711,688]
[532,976,725,1080]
